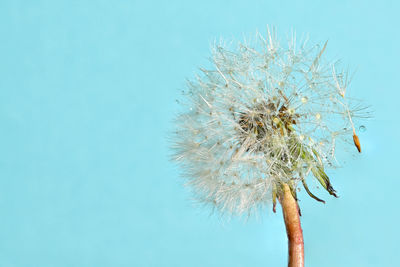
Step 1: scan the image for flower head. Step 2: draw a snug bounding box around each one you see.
[171,29,368,217]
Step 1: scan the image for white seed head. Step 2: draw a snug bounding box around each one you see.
[171,30,368,217]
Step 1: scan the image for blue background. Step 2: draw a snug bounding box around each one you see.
[0,0,396,266]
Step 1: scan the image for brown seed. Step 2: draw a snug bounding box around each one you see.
[353,133,361,153]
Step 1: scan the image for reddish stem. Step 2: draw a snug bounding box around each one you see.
[279,183,304,267]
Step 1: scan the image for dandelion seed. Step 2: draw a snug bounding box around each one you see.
[353,132,362,153]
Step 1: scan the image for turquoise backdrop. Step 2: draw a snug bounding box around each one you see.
[0,0,397,266]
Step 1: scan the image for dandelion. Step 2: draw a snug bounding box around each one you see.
[171,28,369,267]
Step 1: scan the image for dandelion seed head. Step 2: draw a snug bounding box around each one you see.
[171,29,368,217]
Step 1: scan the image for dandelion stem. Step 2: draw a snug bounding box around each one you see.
[279,183,304,267]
